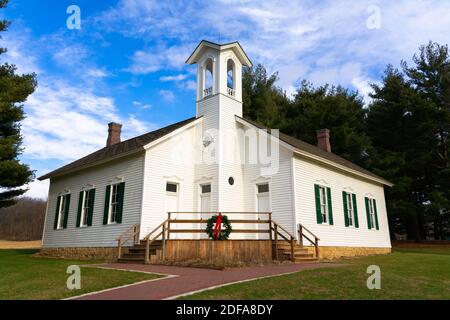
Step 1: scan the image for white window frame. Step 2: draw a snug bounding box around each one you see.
[57,194,67,230]
[319,185,328,224]
[166,182,179,195]
[80,189,93,227]
[346,192,354,227]
[368,198,376,229]
[108,183,120,225]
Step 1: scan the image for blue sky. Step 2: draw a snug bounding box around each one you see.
[2,0,450,198]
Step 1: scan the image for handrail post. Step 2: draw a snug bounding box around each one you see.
[315,237,319,259]
[134,224,139,245]
[274,224,278,260]
[145,237,150,264]
[117,239,122,259]
[268,212,272,241]
[298,224,303,247]
[290,236,295,262]
[162,223,166,261]
[167,213,171,240]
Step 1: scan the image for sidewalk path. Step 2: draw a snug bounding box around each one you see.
[74,262,341,300]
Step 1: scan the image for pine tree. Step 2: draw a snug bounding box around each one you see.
[0,0,36,208]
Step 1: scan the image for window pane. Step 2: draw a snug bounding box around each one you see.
[258,184,269,194]
[201,184,211,194]
[166,183,178,193]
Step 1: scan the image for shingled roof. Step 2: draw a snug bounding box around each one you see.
[237,116,392,186]
[39,115,391,186]
[38,117,198,180]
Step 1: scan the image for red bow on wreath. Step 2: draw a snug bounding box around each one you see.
[212,213,223,240]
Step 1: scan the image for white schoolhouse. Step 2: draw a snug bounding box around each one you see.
[39,41,392,263]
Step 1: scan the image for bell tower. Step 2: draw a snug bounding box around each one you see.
[186,40,252,117]
[186,41,253,212]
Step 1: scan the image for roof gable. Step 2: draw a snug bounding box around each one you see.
[236,116,393,186]
[38,117,198,181]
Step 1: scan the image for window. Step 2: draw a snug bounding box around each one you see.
[166,182,178,193]
[346,193,353,226]
[54,193,71,230]
[57,195,66,229]
[103,182,125,225]
[342,191,359,228]
[319,186,328,223]
[109,184,120,224]
[314,184,333,225]
[78,189,95,227]
[201,184,211,194]
[257,183,269,194]
[365,197,379,230]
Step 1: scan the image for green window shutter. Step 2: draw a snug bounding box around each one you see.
[314,184,322,224]
[365,197,371,229]
[87,189,96,226]
[63,194,71,229]
[54,196,61,230]
[327,187,333,225]
[103,185,111,225]
[342,191,349,227]
[116,182,125,224]
[352,194,359,228]
[76,191,83,228]
[373,199,379,230]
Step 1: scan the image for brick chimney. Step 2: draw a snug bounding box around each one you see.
[106,122,122,147]
[316,129,331,152]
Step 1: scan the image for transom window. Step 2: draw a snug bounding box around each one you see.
[166,182,178,193]
[109,184,120,224]
[257,183,269,194]
[201,184,211,194]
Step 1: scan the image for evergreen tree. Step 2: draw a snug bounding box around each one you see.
[368,42,450,240]
[0,0,36,208]
[286,81,370,166]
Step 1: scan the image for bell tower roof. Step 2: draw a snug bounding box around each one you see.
[186,40,253,67]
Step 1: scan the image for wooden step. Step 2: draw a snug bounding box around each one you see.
[282,251,314,258]
[293,257,319,263]
[117,257,146,264]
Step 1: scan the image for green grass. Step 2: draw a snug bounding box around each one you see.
[181,247,450,300]
[0,249,162,300]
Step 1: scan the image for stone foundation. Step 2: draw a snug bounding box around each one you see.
[305,246,391,260]
[38,247,118,260]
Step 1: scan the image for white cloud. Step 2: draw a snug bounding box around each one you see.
[159,89,175,102]
[98,0,450,103]
[160,74,188,82]
[126,45,191,74]
[133,100,152,110]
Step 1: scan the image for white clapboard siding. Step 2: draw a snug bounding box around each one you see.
[293,155,392,248]
[42,153,145,248]
[140,125,198,238]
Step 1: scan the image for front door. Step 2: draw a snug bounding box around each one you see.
[200,184,211,213]
[257,183,270,239]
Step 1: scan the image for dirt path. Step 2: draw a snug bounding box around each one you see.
[0,240,41,249]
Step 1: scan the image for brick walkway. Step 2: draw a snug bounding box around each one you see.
[73,262,341,300]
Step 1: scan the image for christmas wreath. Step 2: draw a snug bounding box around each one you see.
[205,213,232,240]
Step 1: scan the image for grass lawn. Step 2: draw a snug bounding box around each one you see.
[181,247,450,300]
[0,249,162,300]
